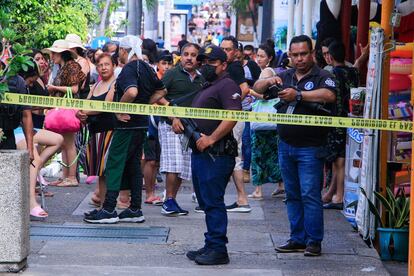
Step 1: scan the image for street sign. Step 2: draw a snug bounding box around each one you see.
[91,36,110,49]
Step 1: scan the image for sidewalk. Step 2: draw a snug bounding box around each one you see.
[21,178,395,275]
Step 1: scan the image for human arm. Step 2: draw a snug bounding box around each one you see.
[21,110,34,161]
[196,121,237,152]
[353,43,369,71]
[150,88,167,104]
[278,88,336,103]
[252,67,282,94]
[239,82,250,100]
[47,84,79,94]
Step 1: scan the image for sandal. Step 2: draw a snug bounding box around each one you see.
[56,178,79,187]
[144,196,163,205]
[248,193,263,200]
[271,188,285,197]
[48,178,63,186]
[36,189,54,197]
[30,206,48,221]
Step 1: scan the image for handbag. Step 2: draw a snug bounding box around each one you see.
[251,98,279,131]
[44,87,81,134]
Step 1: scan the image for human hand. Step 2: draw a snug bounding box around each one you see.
[278,88,297,102]
[172,118,184,134]
[360,43,369,56]
[76,110,88,123]
[196,134,215,152]
[271,76,283,86]
[116,113,131,122]
[46,84,56,91]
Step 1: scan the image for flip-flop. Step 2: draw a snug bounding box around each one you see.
[36,190,54,197]
[144,196,163,205]
[48,178,64,186]
[30,206,48,221]
[56,178,79,187]
[271,189,285,197]
[247,193,263,200]
[323,202,344,210]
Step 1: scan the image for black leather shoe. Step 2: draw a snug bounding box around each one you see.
[186,247,207,261]
[195,250,229,265]
[304,243,321,256]
[275,240,306,253]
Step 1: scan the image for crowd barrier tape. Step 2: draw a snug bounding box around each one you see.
[2,93,413,133]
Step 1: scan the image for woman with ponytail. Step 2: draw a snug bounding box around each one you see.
[248,39,284,200]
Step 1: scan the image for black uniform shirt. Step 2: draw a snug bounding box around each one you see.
[277,65,337,147]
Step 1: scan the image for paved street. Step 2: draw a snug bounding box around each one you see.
[20,178,400,275]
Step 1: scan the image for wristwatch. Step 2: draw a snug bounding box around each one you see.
[295,90,303,102]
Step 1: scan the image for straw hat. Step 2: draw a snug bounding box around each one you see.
[65,33,86,50]
[42,39,77,59]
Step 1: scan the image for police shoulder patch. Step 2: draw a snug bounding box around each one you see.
[324,78,336,87]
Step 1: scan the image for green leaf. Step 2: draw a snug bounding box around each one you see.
[361,188,383,228]
[395,199,410,228]
[375,190,396,228]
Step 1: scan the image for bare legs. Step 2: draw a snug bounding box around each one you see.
[144,160,158,200]
[322,157,345,204]
[166,172,182,199]
[17,129,63,212]
[61,132,77,182]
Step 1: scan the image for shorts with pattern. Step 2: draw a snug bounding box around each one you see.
[233,121,245,171]
[158,121,192,180]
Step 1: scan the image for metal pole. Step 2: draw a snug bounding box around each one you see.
[379,0,394,221]
[287,0,295,45]
[409,39,414,276]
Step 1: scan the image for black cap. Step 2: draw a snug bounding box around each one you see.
[197,45,227,62]
[157,50,173,62]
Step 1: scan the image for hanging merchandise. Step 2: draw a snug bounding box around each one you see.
[355,28,384,241]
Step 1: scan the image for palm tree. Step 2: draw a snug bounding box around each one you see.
[98,0,111,36]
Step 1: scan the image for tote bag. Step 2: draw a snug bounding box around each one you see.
[44,87,81,134]
[251,98,279,131]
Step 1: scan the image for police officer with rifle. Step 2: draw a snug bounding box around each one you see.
[172,45,241,265]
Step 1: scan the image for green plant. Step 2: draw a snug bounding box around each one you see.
[361,187,410,229]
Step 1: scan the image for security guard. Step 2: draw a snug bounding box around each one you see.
[173,45,241,265]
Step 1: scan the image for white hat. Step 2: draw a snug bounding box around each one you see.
[42,39,77,58]
[119,35,142,61]
[65,33,86,50]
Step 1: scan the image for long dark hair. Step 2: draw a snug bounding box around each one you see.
[258,39,276,68]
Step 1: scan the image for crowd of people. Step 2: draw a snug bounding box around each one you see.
[0,30,368,265]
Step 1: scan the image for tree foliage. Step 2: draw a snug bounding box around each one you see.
[0,0,98,49]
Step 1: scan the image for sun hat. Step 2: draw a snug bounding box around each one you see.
[42,39,77,59]
[65,33,86,50]
[119,35,142,61]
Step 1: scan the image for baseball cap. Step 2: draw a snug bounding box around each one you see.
[157,50,173,62]
[197,45,227,62]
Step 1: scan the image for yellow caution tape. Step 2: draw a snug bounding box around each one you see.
[2,93,413,133]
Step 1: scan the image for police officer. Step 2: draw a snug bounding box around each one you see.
[254,35,337,256]
[173,45,241,265]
